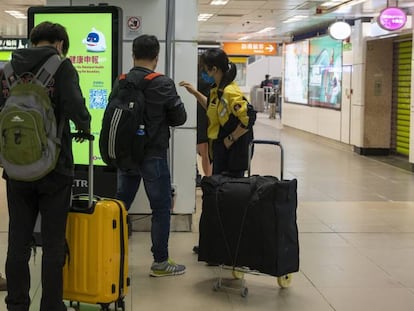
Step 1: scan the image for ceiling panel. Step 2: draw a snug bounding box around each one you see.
[225,1,268,9]
[0,0,413,44]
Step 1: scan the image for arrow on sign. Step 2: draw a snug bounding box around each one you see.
[265,44,274,52]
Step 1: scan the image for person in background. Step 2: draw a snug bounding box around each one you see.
[114,34,187,277]
[260,74,274,107]
[0,22,91,311]
[180,48,253,178]
[196,63,213,185]
[260,74,273,88]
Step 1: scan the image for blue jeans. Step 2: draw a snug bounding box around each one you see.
[116,157,172,262]
[5,172,73,311]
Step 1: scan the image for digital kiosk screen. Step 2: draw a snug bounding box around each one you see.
[0,50,12,69]
[28,6,122,166]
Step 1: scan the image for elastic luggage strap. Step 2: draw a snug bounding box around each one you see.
[215,176,259,268]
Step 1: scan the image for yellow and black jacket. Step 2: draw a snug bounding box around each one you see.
[206,82,253,172]
[207,82,249,140]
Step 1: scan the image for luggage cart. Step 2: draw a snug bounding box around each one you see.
[208,140,297,297]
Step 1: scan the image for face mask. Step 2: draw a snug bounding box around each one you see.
[201,71,215,84]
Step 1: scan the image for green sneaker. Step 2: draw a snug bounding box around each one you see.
[150,258,186,277]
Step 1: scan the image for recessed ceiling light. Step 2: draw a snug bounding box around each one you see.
[257,27,276,34]
[238,36,250,41]
[5,10,27,19]
[283,15,308,23]
[210,0,229,5]
[198,13,214,21]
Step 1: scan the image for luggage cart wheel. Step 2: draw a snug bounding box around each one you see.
[213,280,221,291]
[277,274,292,288]
[241,287,248,297]
[232,270,244,279]
[117,298,126,310]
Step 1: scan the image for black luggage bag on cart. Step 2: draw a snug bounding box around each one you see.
[198,140,299,278]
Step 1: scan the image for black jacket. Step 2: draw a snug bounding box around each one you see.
[0,46,91,177]
[109,66,187,159]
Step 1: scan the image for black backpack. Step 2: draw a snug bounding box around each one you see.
[99,71,162,169]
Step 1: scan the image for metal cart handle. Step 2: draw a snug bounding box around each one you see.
[248,139,284,179]
[71,132,95,208]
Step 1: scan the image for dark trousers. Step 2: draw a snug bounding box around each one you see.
[5,172,73,311]
[116,157,172,263]
[212,140,245,178]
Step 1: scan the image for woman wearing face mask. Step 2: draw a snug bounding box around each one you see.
[180,48,253,177]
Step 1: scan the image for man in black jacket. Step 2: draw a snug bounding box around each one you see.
[0,22,91,310]
[260,74,273,88]
[113,34,187,277]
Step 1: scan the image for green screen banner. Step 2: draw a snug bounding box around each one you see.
[29,6,122,166]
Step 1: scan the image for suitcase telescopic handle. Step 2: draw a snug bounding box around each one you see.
[248,139,284,179]
[71,132,95,208]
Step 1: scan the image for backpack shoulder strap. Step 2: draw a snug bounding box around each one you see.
[144,72,162,81]
[34,54,63,87]
[123,71,163,91]
[3,62,18,89]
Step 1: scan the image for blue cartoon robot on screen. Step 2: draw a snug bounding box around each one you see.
[82,27,106,52]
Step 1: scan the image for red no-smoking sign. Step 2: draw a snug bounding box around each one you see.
[127,16,141,31]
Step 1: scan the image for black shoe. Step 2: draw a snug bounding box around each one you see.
[192,245,199,254]
[0,274,6,291]
[196,175,202,187]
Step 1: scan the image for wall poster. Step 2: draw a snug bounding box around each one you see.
[284,40,309,105]
[308,36,342,109]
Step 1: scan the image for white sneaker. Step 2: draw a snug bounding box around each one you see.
[67,307,76,311]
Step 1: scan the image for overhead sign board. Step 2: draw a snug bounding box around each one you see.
[222,42,277,56]
[378,7,407,31]
[0,38,28,50]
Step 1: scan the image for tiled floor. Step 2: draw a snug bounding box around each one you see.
[2,113,414,310]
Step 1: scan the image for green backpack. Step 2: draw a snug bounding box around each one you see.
[0,55,63,181]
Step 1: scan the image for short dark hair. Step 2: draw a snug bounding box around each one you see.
[132,34,160,61]
[265,74,270,79]
[29,21,70,56]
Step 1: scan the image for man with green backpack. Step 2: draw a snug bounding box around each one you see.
[0,21,91,311]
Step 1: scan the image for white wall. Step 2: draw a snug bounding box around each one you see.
[282,104,342,140]
[245,56,282,93]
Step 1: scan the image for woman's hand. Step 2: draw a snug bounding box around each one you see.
[179,81,208,110]
[224,135,234,149]
[179,81,197,95]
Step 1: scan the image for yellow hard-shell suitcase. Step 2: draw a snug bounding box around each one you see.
[63,134,129,311]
